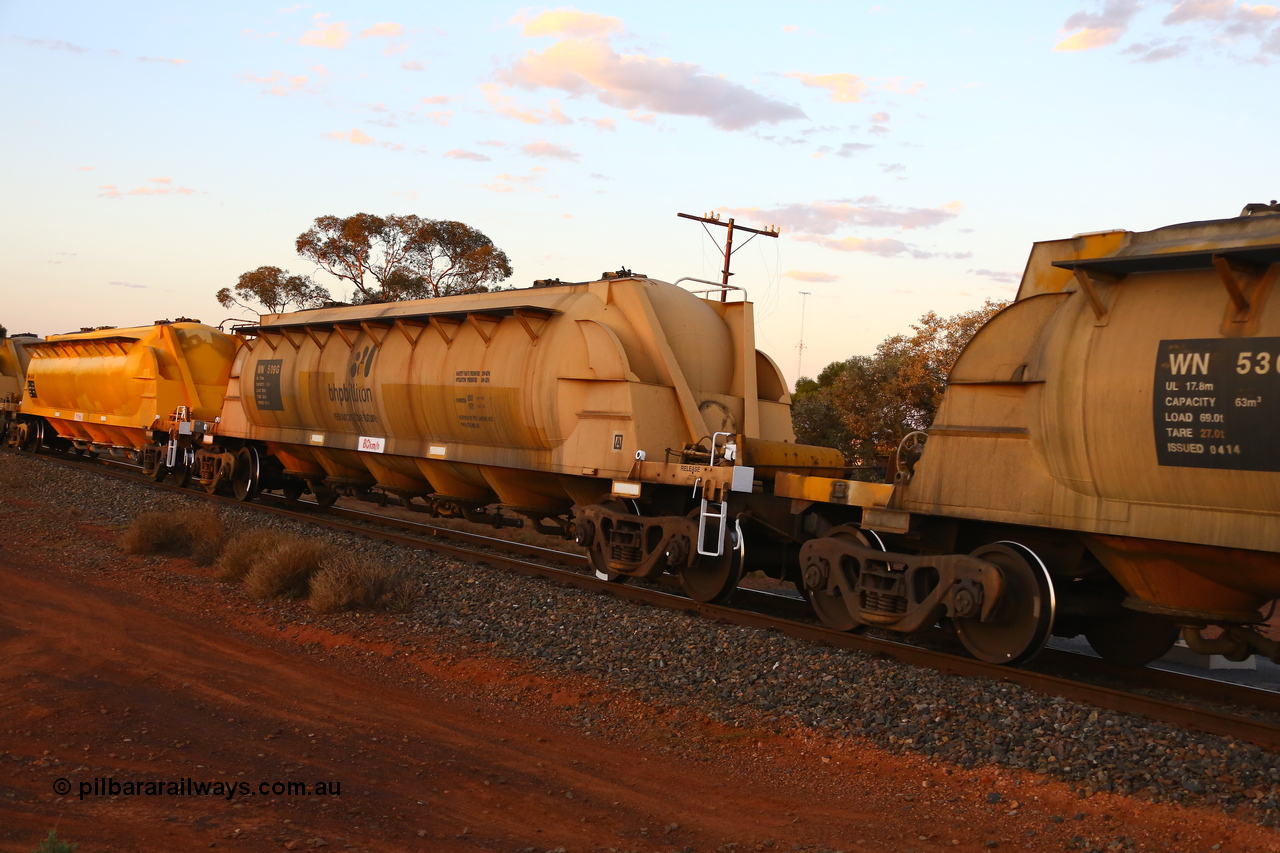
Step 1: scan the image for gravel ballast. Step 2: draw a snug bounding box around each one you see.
[4,450,1278,829]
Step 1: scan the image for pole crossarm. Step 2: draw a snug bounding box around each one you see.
[677,211,779,299]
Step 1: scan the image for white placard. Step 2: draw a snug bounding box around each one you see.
[358,435,386,453]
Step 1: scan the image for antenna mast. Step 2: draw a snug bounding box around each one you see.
[797,291,811,379]
[677,211,779,301]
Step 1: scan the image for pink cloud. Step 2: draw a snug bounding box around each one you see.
[139,56,187,66]
[480,83,572,125]
[298,13,350,49]
[241,70,310,96]
[402,59,425,71]
[323,128,375,145]
[584,116,616,131]
[522,141,579,161]
[784,270,839,283]
[724,200,960,235]
[787,72,868,103]
[361,22,403,38]
[422,95,450,104]
[793,234,944,259]
[445,149,491,162]
[498,39,805,130]
[1055,0,1143,51]
[513,8,625,38]
[15,37,89,53]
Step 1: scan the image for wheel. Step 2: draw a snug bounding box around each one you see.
[587,548,630,584]
[578,503,631,583]
[805,527,884,632]
[282,479,305,501]
[954,541,1056,665]
[21,420,44,453]
[313,485,339,508]
[1085,610,1179,667]
[679,518,745,604]
[232,447,261,502]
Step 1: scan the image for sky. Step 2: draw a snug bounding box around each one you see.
[4,0,1279,388]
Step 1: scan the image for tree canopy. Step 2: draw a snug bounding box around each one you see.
[793,298,1008,467]
[295,213,513,303]
[216,266,331,315]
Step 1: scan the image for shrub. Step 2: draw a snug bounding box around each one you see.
[214,528,289,583]
[309,555,421,614]
[241,538,327,599]
[32,829,77,853]
[118,507,224,564]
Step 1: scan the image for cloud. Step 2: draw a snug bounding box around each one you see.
[278,4,306,12]
[1054,0,1143,51]
[98,180,198,198]
[880,163,905,173]
[813,142,871,159]
[444,149,491,162]
[793,234,925,257]
[13,37,90,53]
[108,281,147,289]
[422,95,450,104]
[402,60,425,71]
[298,13,350,49]
[522,141,580,161]
[784,270,839,282]
[1056,0,1280,61]
[1123,38,1192,61]
[139,56,187,66]
[717,199,962,260]
[361,22,403,38]
[128,185,196,196]
[969,268,1021,283]
[498,39,806,130]
[76,166,94,171]
[880,76,926,95]
[783,24,801,33]
[422,111,451,125]
[735,199,961,234]
[584,116,616,131]
[481,83,572,125]
[870,111,889,122]
[325,128,374,144]
[514,8,625,38]
[787,72,868,103]
[479,169,545,194]
[242,70,310,96]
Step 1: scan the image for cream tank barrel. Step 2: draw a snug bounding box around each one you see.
[218,274,797,512]
[903,209,1280,622]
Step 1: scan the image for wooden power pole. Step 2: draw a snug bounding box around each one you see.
[677,211,779,300]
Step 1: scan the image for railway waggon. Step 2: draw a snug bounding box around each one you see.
[6,205,1280,669]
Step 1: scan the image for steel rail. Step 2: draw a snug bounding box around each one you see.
[11,448,1280,750]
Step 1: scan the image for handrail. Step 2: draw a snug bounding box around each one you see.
[672,276,747,299]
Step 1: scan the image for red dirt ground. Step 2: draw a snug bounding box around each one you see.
[2,510,1277,852]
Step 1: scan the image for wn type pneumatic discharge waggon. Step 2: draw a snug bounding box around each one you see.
[6,205,1280,668]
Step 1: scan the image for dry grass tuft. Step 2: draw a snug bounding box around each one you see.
[242,538,327,600]
[214,528,291,582]
[309,554,421,614]
[118,508,225,564]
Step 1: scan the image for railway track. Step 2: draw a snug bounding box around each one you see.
[13,447,1280,751]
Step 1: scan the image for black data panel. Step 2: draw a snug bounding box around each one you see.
[1153,338,1280,472]
[253,359,285,412]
